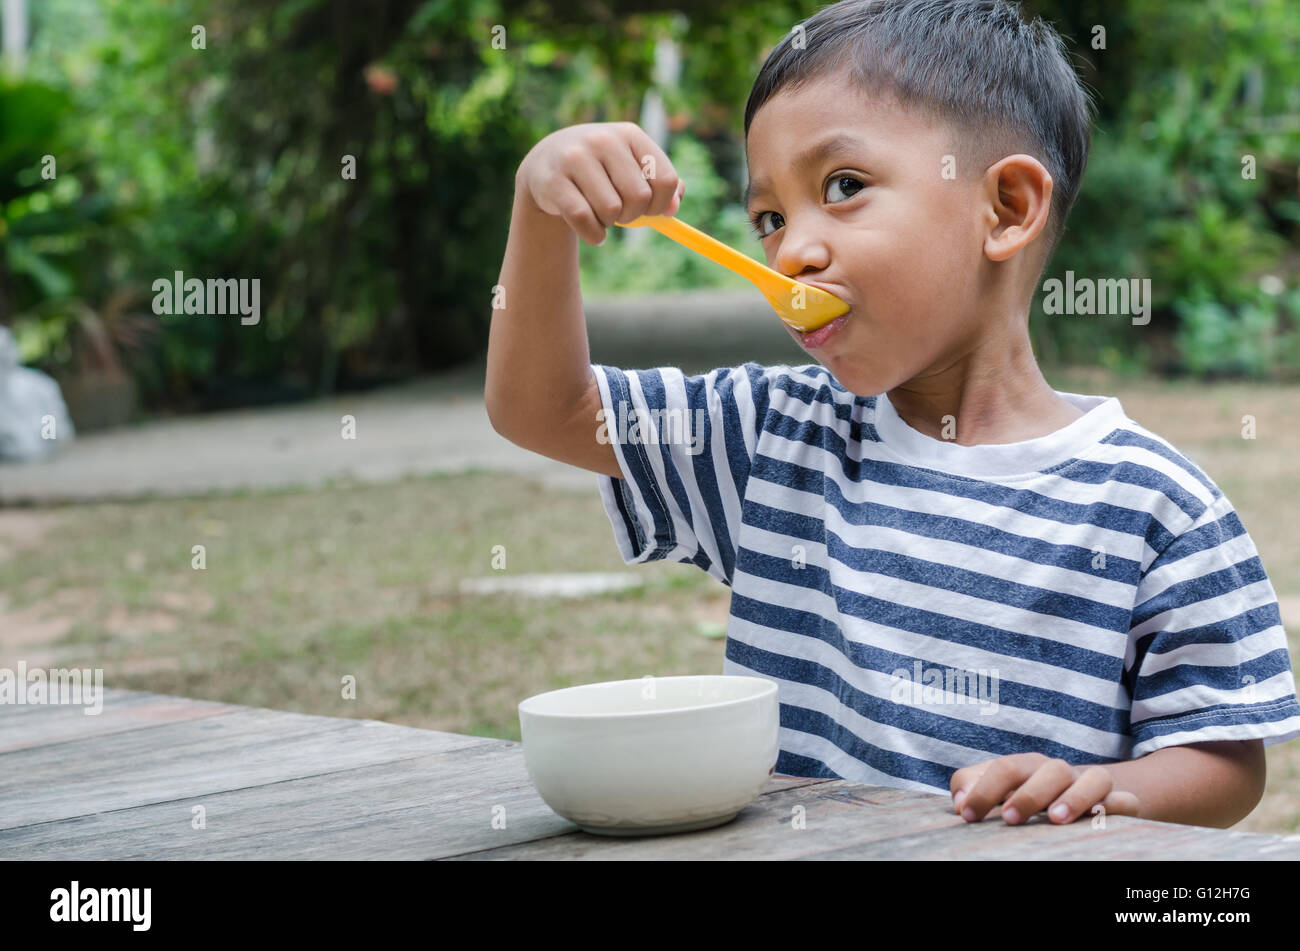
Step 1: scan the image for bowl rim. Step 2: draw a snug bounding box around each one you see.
[517,674,777,720]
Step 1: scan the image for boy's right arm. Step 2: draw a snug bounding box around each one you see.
[485,122,684,479]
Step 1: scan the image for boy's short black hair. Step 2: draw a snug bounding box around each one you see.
[744,0,1093,255]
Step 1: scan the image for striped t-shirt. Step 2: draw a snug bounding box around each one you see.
[591,361,1300,795]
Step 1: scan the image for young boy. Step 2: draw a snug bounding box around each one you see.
[486,0,1300,829]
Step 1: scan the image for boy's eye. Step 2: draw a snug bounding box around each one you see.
[749,175,866,238]
[750,210,783,239]
[826,175,865,203]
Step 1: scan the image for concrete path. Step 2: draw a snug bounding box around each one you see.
[0,290,805,504]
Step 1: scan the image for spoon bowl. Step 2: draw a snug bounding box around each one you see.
[614,214,849,332]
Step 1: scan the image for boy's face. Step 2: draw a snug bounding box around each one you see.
[745,69,1001,396]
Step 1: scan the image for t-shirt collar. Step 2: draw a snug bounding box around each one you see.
[871,389,1127,479]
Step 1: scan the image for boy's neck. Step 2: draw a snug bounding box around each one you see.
[885,322,1082,447]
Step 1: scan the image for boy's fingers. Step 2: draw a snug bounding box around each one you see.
[950,763,988,812]
[622,124,680,216]
[957,754,1046,821]
[647,173,682,217]
[666,179,685,217]
[549,174,607,247]
[1043,765,1114,823]
[567,150,624,241]
[1005,760,1098,824]
[1098,790,1141,819]
[645,170,682,217]
[597,144,656,224]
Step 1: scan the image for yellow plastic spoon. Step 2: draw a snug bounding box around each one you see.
[613,214,849,332]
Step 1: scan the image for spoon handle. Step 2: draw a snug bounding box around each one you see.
[617,215,772,286]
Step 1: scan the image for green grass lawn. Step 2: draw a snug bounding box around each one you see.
[1,371,1298,833]
[0,473,731,740]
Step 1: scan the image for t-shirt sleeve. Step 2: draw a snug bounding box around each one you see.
[590,362,774,587]
[1125,492,1300,757]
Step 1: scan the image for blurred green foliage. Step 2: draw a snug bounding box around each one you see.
[3,0,1298,415]
[12,0,552,407]
[1020,0,1300,377]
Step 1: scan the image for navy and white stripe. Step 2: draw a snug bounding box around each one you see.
[592,361,1300,795]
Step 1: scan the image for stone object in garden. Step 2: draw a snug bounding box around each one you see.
[0,326,76,462]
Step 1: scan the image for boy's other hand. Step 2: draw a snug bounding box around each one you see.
[950,753,1141,826]
[516,121,685,246]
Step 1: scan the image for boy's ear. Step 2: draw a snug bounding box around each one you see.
[981,154,1053,262]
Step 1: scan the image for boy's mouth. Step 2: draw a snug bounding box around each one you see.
[798,314,849,350]
[794,280,851,350]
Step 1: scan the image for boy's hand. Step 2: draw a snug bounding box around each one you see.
[516,121,685,247]
[950,753,1141,825]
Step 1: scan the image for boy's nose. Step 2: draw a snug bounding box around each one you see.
[772,222,833,279]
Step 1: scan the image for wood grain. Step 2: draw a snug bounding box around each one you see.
[4,688,1297,860]
[0,688,241,752]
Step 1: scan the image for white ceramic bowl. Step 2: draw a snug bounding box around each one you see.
[518,675,779,836]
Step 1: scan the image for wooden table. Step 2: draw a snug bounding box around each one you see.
[3,688,1298,860]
